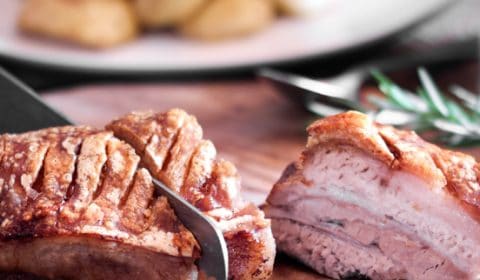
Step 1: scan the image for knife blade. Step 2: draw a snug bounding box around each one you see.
[152,178,228,280]
[0,67,72,132]
[0,67,228,279]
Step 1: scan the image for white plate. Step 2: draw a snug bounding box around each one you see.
[0,0,451,73]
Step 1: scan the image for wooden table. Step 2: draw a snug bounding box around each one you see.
[41,64,478,279]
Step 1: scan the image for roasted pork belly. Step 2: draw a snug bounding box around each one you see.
[264,111,480,279]
[0,109,274,280]
[107,109,275,280]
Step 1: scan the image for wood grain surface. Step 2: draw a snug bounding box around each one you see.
[42,80,326,279]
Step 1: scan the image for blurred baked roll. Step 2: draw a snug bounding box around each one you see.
[18,0,138,48]
[180,0,275,40]
[133,0,207,28]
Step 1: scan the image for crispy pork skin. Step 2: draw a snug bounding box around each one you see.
[264,111,480,279]
[0,125,198,279]
[107,110,275,280]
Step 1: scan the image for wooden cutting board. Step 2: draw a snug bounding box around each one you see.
[42,80,326,279]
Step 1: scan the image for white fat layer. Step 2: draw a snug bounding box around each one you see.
[215,214,254,233]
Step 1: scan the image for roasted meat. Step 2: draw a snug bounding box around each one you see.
[0,109,274,280]
[107,109,275,280]
[264,111,480,279]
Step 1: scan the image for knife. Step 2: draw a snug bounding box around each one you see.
[0,67,228,280]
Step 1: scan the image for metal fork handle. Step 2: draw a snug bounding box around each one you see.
[355,37,478,76]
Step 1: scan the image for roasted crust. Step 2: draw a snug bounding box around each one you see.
[295,111,480,210]
[181,140,216,206]
[306,111,394,165]
[161,114,202,193]
[0,127,199,260]
[225,226,275,280]
[83,138,140,228]
[105,111,158,155]
[108,109,275,280]
[60,131,113,224]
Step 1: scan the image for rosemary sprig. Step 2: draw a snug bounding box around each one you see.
[371,67,480,146]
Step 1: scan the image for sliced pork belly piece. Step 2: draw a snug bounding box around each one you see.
[143,109,188,179]
[264,111,480,279]
[108,109,275,280]
[107,109,193,192]
[0,127,199,279]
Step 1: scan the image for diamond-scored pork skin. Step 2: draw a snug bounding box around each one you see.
[265,111,480,279]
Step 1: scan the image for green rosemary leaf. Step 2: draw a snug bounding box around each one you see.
[371,69,390,84]
[418,68,449,117]
[444,99,473,126]
[367,94,400,110]
[403,91,429,113]
[372,70,428,113]
[374,109,418,126]
[417,88,438,116]
[387,85,420,112]
[373,75,419,112]
[432,119,472,136]
[450,85,478,104]
[367,68,480,146]
[450,85,480,116]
